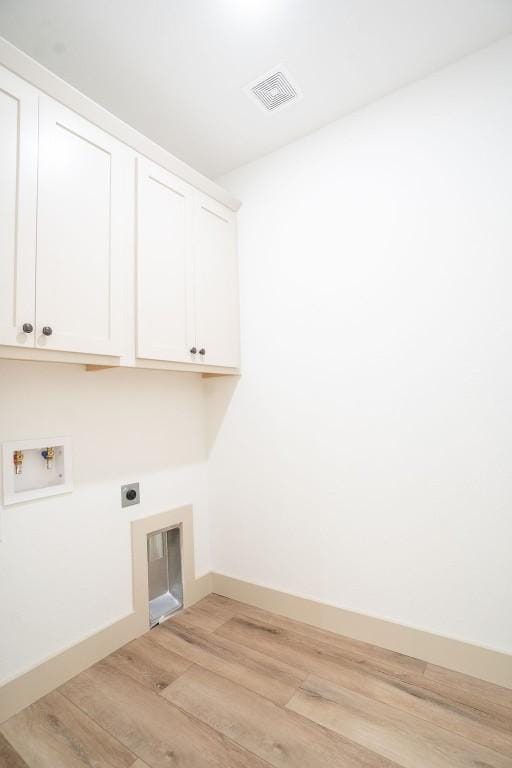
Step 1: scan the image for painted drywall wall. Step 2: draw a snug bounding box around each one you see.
[209,36,512,653]
[0,360,208,683]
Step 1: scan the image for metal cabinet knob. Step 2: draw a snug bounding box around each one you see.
[199,348,206,356]
[190,347,197,354]
[22,323,33,334]
[42,326,53,336]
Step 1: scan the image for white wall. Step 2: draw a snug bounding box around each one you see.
[0,360,208,683]
[209,36,512,653]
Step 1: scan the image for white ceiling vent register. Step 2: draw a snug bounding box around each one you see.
[245,66,303,113]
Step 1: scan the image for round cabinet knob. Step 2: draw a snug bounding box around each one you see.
[22,323,33,334]
[42,326,53,336]
[126,489,137,501]
[190,347,197,354]
[199,348,206,356]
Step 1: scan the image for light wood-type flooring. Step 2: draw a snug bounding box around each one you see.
[1,594,511,767]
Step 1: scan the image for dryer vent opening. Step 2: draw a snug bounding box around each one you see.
[147,525,183,627]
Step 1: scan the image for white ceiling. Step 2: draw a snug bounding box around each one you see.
[1,0,512,179]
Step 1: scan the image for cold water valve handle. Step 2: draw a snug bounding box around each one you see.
[41,446,55,470]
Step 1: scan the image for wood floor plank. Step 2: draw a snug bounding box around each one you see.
[412,672,512,725]
[0,690,136,768]
[214,600,512,721]
[104,633,191,693]
[287,675,512,768]
[0,733,30,768]
[424,663,512,711]
[165,602,234,633]
[216,598,426,677]
[151,620,306,705]
[162,665,401,768]
[59,657,269,768]
[160,593,240,634]
[300,658,512,757]
[194,594,242,621]
[215,614,426,686]
[5,596,510,768]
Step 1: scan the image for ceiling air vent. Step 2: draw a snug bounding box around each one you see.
[245,66,302,113]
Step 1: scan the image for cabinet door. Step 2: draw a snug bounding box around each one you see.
[0,67,38,347]
[36,97,131,355]
[136,158,194,362]
[193,197,240,368]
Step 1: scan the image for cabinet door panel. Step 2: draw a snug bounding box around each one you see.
[194,198,240,368]
[0,67,37,347]
[36,97,129,355]
[136,159,193,362]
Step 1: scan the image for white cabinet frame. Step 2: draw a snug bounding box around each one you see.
[0,68,38,348]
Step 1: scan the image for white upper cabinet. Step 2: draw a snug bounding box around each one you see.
[193,196,240,368]
[36,97,131,355]
[0,61,239,371]
[0,68,38,348]
[136,158,194,363]
[136,163,240,368]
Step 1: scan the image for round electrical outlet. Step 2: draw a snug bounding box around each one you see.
[121,482,140,507]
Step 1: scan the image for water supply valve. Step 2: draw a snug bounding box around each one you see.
[13,450,24,475]
[41,446,55,470]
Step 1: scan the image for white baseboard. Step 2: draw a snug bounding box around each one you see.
[211,572,512,690]
[0,612,139,724]
[2,567,509,724]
